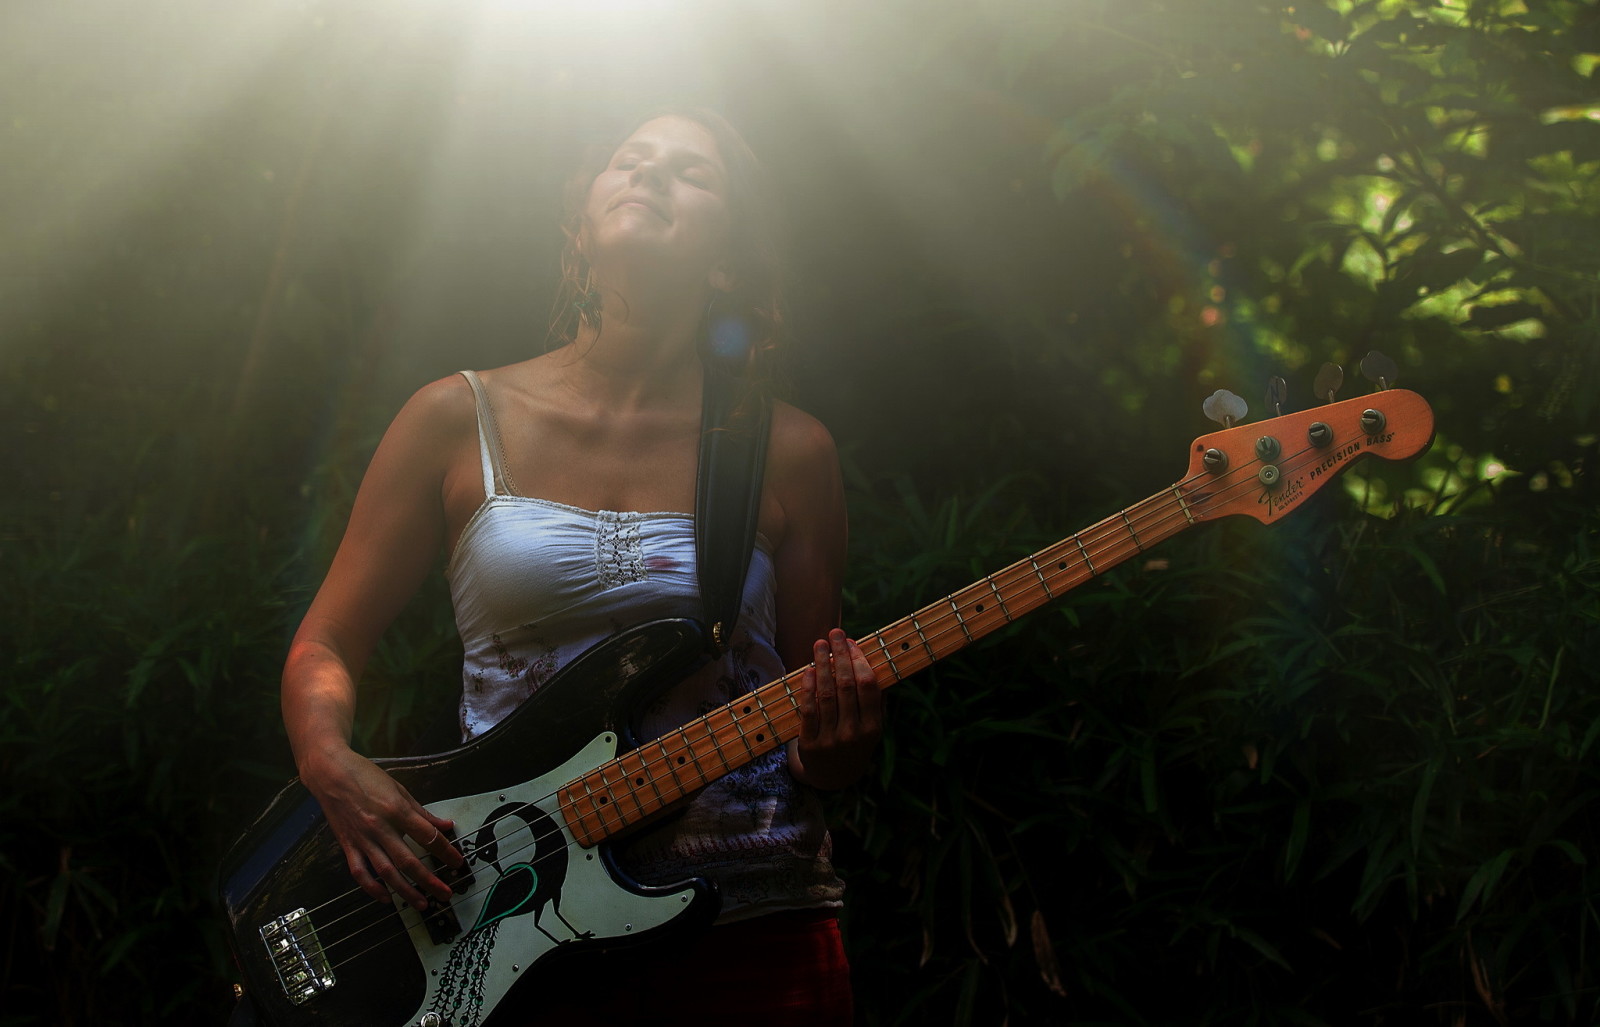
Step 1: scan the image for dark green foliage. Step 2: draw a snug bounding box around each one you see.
[834,476,1598,1025]
[4,0,1598,1024]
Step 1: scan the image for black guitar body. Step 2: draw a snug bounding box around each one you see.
[219,618,721,1027]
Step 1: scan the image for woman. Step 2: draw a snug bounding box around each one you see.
[281,109,882,1022]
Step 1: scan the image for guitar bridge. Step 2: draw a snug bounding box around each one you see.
[260,908,336,1005]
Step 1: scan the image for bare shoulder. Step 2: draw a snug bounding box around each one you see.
[765,400,846,551]
[767,400,841,489]
[377,372,480,456]
[402,372,477,427]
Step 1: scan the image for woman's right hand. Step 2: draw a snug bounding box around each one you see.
[280,378,478,911]
[301,746,466,911]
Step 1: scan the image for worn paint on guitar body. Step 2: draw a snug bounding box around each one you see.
[219,618,719,1027]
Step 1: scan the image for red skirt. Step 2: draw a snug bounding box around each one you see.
[501,909,853,1026]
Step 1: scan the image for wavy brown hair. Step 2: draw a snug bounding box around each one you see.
[547,108,786,378]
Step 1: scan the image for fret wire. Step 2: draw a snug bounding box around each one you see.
[718,710,749,765]
[875,634,902,680]
[555,785,585,843]
[582,773,625,837]
[1169,486,1196,525]
[687,724,717,787]
[636,743,669,809]
[572,775,600,835]
[1121,510,1144,550]
[1074,534,1096,574]
[776,678,804,716]
[909,615,937,661]
[601,761,643,825]
[620,757,652,824]
[985,574,1013,620]
[1028,555,1055,599]
[948,597,974,643]
[753,692,784,745]
[734,696,771,754]
[614,742,659,815]
[704,717,733,777]
[893,629,928,675]
[656,737,691,802]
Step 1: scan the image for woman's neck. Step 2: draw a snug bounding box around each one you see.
[556,284,707,411]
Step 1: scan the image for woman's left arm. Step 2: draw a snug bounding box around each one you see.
[768,404,884,790]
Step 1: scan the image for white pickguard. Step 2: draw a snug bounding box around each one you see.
[394,732,698,1027]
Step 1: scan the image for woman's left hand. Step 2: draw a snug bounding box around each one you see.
[791,629,884,790]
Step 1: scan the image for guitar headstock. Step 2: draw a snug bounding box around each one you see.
[1180,389,1436,524]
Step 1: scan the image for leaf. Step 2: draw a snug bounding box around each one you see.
[1393,246,1486,297]
[1139,740,1160,814]
[1031,909,1067,997]
[1228,923,1294,972]
[1456,848,1517,923]
[1401,543,1447,596]
[1409,759,1439,857]
[1354,826,1403,919]
[1291,2,1347,43]
[42,860,71,951]
[1464,301,1543,330]
[1285,799,1311,882]
[1500,118,1600,165]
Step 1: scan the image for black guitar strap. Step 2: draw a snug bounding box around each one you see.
[694,357,773,655]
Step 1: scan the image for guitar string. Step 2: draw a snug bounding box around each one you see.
[294,431,1349,978]
[293,461,1204,952]
[300,435,1319,972]
[295,436,1318,971]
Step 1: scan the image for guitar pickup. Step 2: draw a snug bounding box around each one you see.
[419,826,470,946]
[434,825,475,896]
[420,901,462,946]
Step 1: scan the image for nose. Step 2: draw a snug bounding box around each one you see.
[629,160,666,189]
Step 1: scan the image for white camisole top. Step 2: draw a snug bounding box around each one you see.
[443,370,843,922]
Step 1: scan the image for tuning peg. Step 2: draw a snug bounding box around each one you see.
[1360,350,1399,390]
[1313,363,1344,405]
[1265,376,1288,418]
[1202,389,1248,428]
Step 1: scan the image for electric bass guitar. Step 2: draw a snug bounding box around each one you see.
[220,386,1435,1026]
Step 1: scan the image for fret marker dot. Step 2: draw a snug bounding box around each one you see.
[756,733,765,743]
[635,777,644,786]
[975,603,985,613]
[900,642,910,651]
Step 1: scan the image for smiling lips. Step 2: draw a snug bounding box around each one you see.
[612,195,669,221]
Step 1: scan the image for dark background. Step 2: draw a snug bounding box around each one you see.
[4,0,1598,1023]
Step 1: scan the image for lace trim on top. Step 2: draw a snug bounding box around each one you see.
[594,510,648,589]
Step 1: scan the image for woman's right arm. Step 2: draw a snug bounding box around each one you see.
[281,376,473,911]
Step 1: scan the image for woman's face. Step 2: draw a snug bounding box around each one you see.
[582,115,734,290]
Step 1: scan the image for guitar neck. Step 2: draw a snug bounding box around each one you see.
[858,487,1195,686]
[558,387,1437,845]
[559,485,1196,846]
